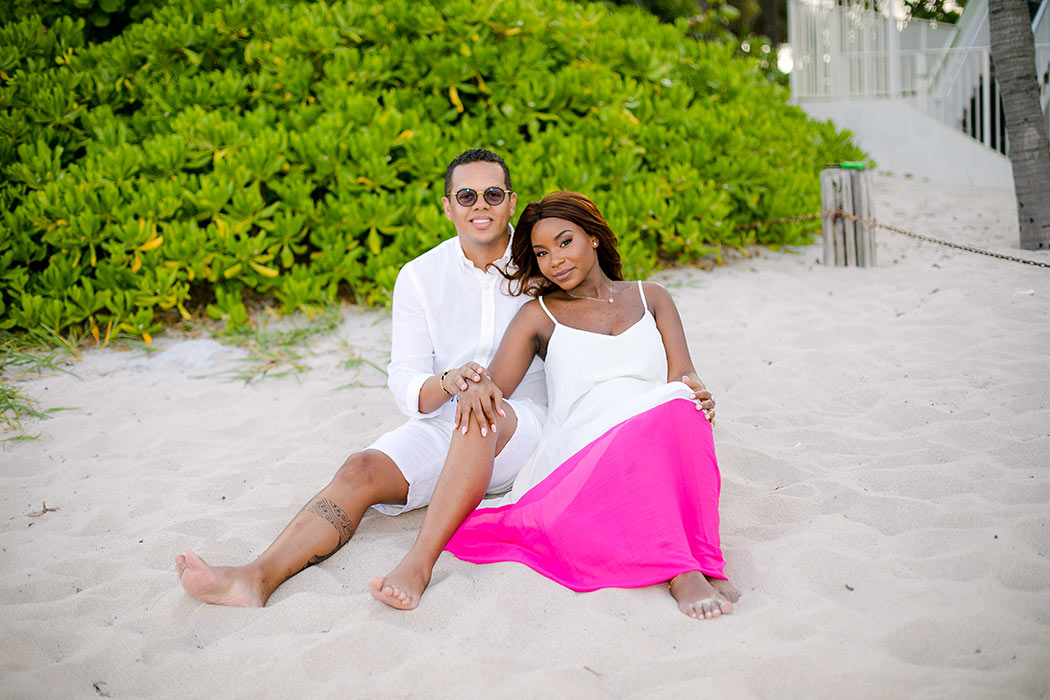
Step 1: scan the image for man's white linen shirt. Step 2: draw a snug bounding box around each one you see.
[386,234,547,422]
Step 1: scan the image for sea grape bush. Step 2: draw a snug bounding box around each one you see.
[1,0,165,42]
[0,0,864,340]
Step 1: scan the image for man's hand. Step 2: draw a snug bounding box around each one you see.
[444,362,488,394]
[682,375,715,424]
[454,373,505,438]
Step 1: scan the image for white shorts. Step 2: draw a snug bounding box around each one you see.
[367,398,543,515]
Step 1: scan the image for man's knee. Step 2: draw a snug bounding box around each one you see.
[493,406,519,455]
[331,450,407,501]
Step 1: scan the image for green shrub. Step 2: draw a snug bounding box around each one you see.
[1,0,166,43]
[0,0,864,342]
[598,0,699,22]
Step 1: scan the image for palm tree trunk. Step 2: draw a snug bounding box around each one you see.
[988,0,1050,250]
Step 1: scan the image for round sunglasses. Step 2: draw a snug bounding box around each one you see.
[446,186,512,207]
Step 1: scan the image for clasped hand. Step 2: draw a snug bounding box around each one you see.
[682,375,716,425]
[447,362,505,438]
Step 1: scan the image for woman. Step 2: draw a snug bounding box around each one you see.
[444,191,739,619]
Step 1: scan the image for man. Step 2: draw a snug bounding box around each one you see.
[175,149,547,607]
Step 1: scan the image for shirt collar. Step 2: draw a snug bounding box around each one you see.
[455,223,515,270]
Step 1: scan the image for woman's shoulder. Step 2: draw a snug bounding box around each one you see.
[619,279,667,290]
[637,279,667,292]
[513,297,554,324]
[518,297,541,311]
[625,279,671,302]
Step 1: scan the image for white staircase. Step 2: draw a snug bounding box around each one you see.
[789,0,1050,188]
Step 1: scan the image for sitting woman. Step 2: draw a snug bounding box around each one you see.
[442,191,739,619]
[443,189,739,617]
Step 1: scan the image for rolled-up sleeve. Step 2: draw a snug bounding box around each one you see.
[387,265,439,418]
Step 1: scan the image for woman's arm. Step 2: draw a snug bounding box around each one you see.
[646,282,716,422]
[455,300,551,434]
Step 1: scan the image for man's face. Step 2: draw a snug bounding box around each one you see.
[442,161,517,248]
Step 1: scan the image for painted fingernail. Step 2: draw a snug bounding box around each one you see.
[481,427,487,437]
[461,426,467,435]
[491,424,497,433]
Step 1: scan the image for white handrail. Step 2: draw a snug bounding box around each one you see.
[789,0,1050,155]
[937,11,988,104]
[1034,0,1049,38]
[1035,3,1050,137]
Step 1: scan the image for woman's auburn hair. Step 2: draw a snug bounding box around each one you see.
[507,191,623,297]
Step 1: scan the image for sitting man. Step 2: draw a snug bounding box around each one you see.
[175,148,546,607]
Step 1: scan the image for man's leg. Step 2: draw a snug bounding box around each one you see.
[175,449,409,607]
[369,405,518,610]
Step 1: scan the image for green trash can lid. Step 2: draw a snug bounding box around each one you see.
[839,161,866,170]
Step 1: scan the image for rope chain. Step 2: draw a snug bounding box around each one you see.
[734,209,1050,269]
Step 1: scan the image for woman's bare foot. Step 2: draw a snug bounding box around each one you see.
[706,575,742,604]
[368,556,432,611]
[175,550,268,607]
[669,571,734,619]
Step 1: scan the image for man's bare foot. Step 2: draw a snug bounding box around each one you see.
[368,556,432,611]
[706,575,742,604]
[669,571,734,619]
[175,550,268,607]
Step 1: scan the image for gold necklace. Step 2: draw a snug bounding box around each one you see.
[565,288,615,303]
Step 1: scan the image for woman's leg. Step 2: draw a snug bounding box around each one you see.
[369,405,518,610]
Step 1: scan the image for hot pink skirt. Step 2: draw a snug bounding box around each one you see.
[445,398,726,592]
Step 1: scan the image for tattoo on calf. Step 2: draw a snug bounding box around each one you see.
[304,497,355,567]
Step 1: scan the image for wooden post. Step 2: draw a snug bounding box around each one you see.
[820,169,842,265]
[856,168,875,266]
[820,166,876,267]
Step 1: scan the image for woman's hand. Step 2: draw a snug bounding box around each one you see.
[682,375,715,424]
[454,372,506,438]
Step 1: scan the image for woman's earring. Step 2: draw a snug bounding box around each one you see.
[592,241,598,248]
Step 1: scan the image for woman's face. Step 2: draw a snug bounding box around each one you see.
[530,217,598,290]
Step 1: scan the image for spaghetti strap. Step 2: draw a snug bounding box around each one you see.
[538,295,559,324]
[636,280,648,309]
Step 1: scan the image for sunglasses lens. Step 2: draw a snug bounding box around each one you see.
[455,190,478,206]
[483,187,506,205]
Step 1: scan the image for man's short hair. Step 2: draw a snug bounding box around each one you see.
[444,148,512,195]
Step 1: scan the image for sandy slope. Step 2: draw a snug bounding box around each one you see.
[2,175,1048,699]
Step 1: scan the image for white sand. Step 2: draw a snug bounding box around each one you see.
[2,176,1049,699]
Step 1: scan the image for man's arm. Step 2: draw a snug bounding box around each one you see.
[419,362,488,416]
[386,266,451,417]
[387,264,491,416]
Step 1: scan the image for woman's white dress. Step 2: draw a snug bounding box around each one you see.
[446,282,727,591]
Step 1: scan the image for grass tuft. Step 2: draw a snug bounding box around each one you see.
[333,337,388,390]
[0,333,78,440]
[210,306,346,384]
